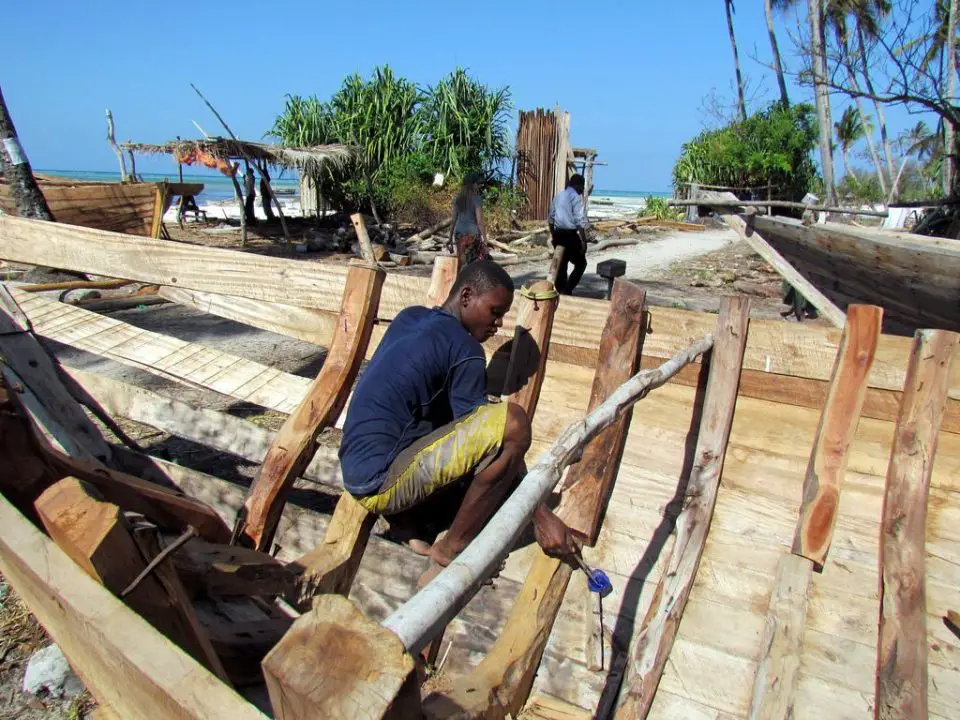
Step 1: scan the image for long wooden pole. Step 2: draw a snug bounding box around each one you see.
[875,329,959,719]
[615,296,751,718]
[670,198,889,218]
[383,334,714,654]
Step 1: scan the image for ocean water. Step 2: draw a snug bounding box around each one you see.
[36,169,300,204]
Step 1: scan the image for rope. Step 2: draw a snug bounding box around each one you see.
[517,285,559,302]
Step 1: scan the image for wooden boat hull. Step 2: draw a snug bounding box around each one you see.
[754,215,960,334]
[0,177,203,238]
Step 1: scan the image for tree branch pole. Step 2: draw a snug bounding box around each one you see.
[668,199,889,218]
[105,110,128,182]
[382,334,714,654]
[253,159,291,243]
[0,86,52,220]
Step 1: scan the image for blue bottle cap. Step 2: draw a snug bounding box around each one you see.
[587,569,613,597]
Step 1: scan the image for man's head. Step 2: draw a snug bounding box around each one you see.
[444,260,514,342]
[567,174,585,195]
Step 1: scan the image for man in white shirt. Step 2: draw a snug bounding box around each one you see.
[548,174,589,295]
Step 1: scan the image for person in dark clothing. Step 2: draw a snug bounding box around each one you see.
[242,167,258,226]
[339,260,575,586]
[548,174,589,295]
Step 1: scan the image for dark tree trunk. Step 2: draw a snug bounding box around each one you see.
[0,86,53,220]
[725,0,748,121]
[259,165,276,221]
[764,0,790,106]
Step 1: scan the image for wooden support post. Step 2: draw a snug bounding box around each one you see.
[547,245,565,286]
[35,477,230,684]
[426,254,460,307]
[262,594,421,720]
[233,263,384,551]
[702,190,846,329]
[791,305,884,568]
[616,296,751,719]
[351,213,378,263]
[747,553,813,720]
[172,538,297,599]
[424,281,646,718]
[558,280,647,545]
[288,256,460,606]
[748,303,883,718]
[501,280,559,417]
[875,329,959,719]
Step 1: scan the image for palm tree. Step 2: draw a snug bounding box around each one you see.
[806,0,838,204]
[889,121,940,202]
[826,0,892,198]
[764,0,790,106]
[834,106,865,178]
[724,0,747,121]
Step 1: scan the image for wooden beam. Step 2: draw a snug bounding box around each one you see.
[233,263,384,551]
[350,213,378,263]
[205,617,292,687]
[615,296,751,719]
[791,305,884,569]
[426,254,460,307]
[34,478,230,684]
[558,280,647,545]
[158,286,339,347]
[876,329,959,719]
[61,362,342,490]
[747,303,883,718]
[747,553,812,720]
[262,594,421,720]
[172,538,297,598]
[0,493,266,720]
[501,279,559,418]
[702,190,846,328]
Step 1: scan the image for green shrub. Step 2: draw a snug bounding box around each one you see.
[673,103,820,201]
[641,196,683,221]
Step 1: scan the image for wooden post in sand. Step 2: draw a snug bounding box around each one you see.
[232,262,385,551]
[616,296,751,719]
[423,281,646,719]
[875,330,959,719]
[286,256,459,608]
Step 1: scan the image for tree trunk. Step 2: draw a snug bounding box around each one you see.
[0,87,53,221]
[725,0,748,121]
[765,0,790,106]
[845,61,888,197]
[809,0,837,205]
[945,0,958,196]
[259,165,276,222]
[855,26,898,196]
[841,148,849,180]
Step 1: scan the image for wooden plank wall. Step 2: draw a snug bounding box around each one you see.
[516,109,559,221]
[0,181,162,237]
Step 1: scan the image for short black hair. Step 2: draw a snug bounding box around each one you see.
[567,174,585,192]
[448,259,514,298]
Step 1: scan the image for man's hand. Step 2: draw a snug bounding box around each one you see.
[533,505,577,558]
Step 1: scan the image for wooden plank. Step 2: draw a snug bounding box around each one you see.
[61,367,343,488]
[12,289,312,413]
[747,553,812,720]
[0,493,267,720]
[262,594,420,720]
[426,255,460,308]
[616,296,751,719]
[158,286,339,347]
[501,279,559,418]
[350,213,378,263]
[234,263,384,551]
[172,538,297,598]
[876,329,960,719]
[702,191,845,328]
[150,186,165,238]
[558,280,647,545]
[791,305,884,568]
[0,284,30,332]
[522,695,592,719]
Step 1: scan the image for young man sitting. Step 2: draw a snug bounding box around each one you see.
[339,260,575,584]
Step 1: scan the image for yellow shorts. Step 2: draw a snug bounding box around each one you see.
[353,402,508,515]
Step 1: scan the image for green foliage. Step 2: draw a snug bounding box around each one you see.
[838,168,884,203]
[268,65,513,217]
[834,106,866,156]
[641,196,683,221]
[673,103,820,200]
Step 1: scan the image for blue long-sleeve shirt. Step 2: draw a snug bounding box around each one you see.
[549,187,587,230]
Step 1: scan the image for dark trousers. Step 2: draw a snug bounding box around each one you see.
[550,228,587,295]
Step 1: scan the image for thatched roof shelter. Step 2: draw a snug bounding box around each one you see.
[122,138,353,177]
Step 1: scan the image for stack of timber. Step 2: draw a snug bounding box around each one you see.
[0,175,202,237]
[1,214,959,719]
[516,109,559,221]
[700,190,960,335]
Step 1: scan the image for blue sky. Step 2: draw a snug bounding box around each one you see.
[3,0,932,191]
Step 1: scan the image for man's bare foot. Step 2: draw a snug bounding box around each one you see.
[416,560,445,590]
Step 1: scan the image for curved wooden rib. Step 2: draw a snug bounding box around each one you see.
[616,296,750,719]
[876,329,959,719]
[233,263,384,551]
[423,281,646,718]
[791,304,884,568]
[747,304,882,719]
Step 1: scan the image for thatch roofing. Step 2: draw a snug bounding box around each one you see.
[122,138,353,177]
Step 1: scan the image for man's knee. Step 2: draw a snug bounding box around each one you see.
[504,402,532,451]
[574,256,587,270]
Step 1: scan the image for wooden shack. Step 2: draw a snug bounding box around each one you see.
[0,212,957,719]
